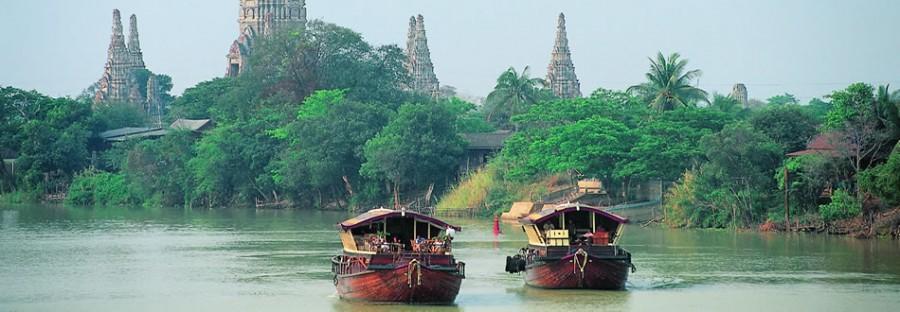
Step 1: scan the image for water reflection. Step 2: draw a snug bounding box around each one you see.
[0,204,898,312]
[1,209,17,229]
[332,300,462,312]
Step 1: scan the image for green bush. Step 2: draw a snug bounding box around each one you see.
[859,143,900,206]
[0,190,41,204]
[818,189,861,222]
[67,170,135,206]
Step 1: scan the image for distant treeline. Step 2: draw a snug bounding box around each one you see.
[1,22,898,232]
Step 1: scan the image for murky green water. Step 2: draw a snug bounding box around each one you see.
[1,204,899,311]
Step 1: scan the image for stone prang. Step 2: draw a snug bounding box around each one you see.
[405,15,440,97]
[227,0,308,77]
[547,13,582,99]
[95,10,146,105]
[731,83,749,108]
[146,75,163,127]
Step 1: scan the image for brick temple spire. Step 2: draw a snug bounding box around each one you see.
[127,14,145,68]
[95,9,135,103]
[405,15,440,97]
[547,13,582,99]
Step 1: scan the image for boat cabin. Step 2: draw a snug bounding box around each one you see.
[519,203,628,248]
[337,209,461,255]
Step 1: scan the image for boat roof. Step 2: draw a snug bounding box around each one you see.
[338,209,462,232]
[520,203,629,225]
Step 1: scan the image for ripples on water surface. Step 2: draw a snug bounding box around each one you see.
[1,205,899,311]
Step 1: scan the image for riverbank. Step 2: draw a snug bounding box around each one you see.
[780,206,900,239]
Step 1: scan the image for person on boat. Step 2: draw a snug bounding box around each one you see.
[543,223,556,231]
[567,219,576,242]
[446,226,456,238]
[593,226,609,245]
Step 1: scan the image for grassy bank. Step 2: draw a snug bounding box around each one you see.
[436,162,566,217]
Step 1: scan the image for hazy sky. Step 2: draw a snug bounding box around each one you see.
[1,0,899,102]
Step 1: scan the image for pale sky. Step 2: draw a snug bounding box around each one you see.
[1,0,899,102]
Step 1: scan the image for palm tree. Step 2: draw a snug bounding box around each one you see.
[484,66,548,127]
[627,52,709,111]
[875,85,900,138]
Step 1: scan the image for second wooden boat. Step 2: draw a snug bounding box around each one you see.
[505,203,634,290]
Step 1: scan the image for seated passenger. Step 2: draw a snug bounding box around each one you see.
[593,226,610,245]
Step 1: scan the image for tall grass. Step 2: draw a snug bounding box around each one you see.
[436,165,498,211]
[437,161,566,216]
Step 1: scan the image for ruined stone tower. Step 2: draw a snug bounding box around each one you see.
[731,83,749,108]
[227,0,308,77]
[127,14,144,69]
[94,10,146,104]
[145,75,164,127]
[547,13,582,99]
[405,15,440,97]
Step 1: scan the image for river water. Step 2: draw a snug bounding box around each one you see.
[1,204,899,311]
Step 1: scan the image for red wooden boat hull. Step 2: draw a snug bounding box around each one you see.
[524,253,630,290]
[335,262,463,304]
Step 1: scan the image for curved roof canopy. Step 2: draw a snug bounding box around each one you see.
[520,203,629,225]
[338,209,462,231]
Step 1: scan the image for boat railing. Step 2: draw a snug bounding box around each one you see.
[358,237,453,255]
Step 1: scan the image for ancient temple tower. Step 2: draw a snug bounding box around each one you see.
[227,0,308,77]
[146,75,163,127]
[731,83,750,108]
[547,13,582,99]
[405,15,440,97]
[127,15,144,69]
[94,10,147,104]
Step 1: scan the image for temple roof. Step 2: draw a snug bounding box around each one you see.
[170,119,212,132]
[462,130,513,150]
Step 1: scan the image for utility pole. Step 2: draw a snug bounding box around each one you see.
[784,165,790,231]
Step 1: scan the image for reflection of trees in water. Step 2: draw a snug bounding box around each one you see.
[1,210,18,229]
[508,285,632,308]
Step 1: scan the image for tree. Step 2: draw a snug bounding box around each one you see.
[275,90,391,208]
[6,92,94,190]
[361,103,465,206]
[694,123,782,228]
[91,103,146,131]
[618,107,734,182]
[766,93,799,106]
[709,94,747,117]
[627,52,709,111]
[242,21,414,107]
[123,130,197,207]
[825,83,898,205]
[749,105,820,153]
[167,78,236,120]
[860,142,900,206]
[189,117,286,207]
[484,66,551,129]
[662,123,782,228]
[443,97,495,133]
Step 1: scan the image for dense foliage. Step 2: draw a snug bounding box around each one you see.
[2,17,898,230]
[445,53,898,227]
[1,21,482,210]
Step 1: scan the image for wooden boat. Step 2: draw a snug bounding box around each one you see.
[331,208,465,304]
[505,203,634,290]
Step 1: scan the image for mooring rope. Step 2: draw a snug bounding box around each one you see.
[573,248,589,277]
[407,259,422,288]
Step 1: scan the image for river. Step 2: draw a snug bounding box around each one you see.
[1,204,899,311]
